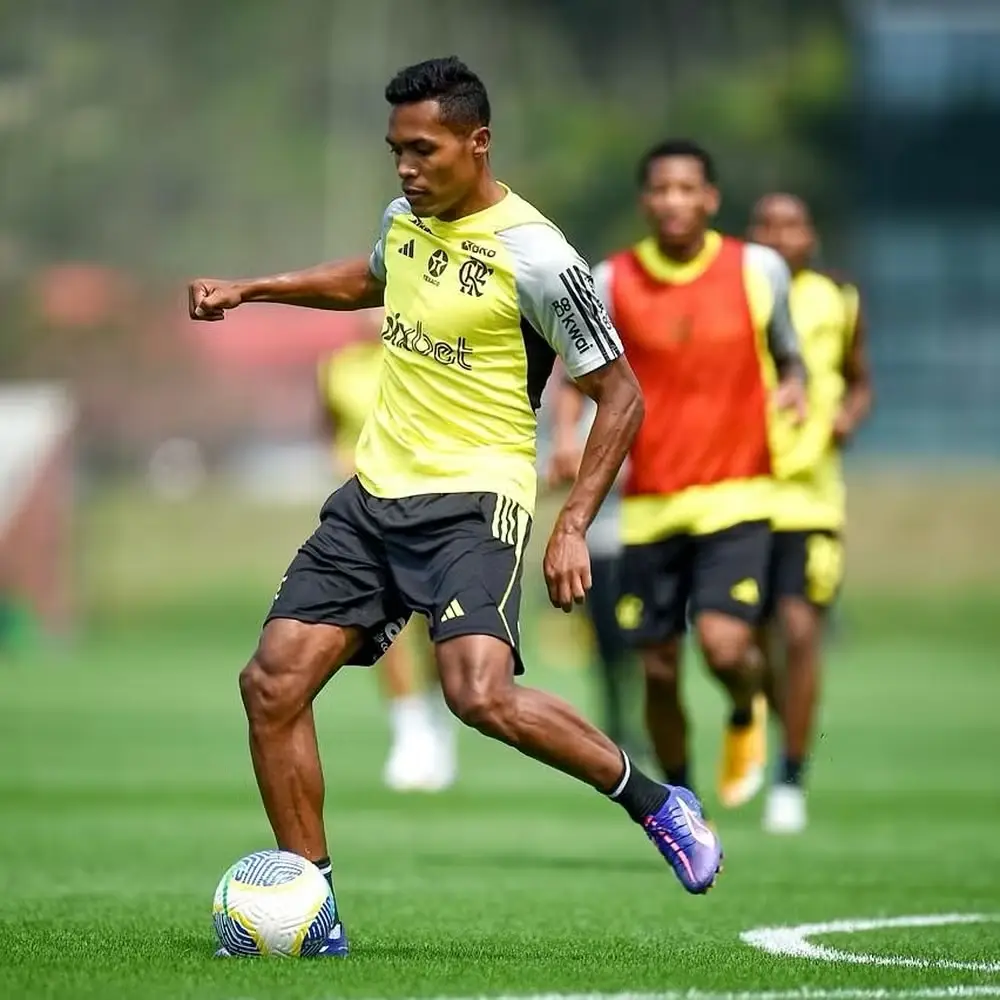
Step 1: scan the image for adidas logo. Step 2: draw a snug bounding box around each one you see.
[397,239,415,258]
[440,598,465,623]
[730,578,760,606]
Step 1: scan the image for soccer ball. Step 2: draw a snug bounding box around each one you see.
[212,849,336,957]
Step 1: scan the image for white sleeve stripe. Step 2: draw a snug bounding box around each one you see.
[559,266,616,364]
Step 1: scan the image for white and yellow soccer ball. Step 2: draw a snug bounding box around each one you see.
[212,849,336,957]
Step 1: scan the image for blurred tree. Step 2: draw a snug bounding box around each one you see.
[0,0,850,363]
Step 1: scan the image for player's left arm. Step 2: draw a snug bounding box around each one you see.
[750,244,808,423]
[504,226,643,612]
[547,356,641,611]
[834,285,873,444]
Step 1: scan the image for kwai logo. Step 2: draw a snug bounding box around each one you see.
[380,312,474,370]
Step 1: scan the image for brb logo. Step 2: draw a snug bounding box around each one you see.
[381,312,474,370]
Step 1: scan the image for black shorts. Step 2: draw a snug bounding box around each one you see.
[617,520,771,645]
[766,529,844,613]
[266,478,532,673]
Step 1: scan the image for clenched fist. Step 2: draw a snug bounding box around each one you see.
[188,279,244,321]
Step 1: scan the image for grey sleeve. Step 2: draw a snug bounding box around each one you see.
[498,223,623,379]
[746,242,805,378]
[367,197,411,283]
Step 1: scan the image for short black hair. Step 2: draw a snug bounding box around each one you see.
[384,56,491,131]
[637,139,717,187]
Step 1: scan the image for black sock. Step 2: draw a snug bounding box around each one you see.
[665,764,691,791]
[729,706,752,728]
[607,750,669,822]
[780,755,805,786]
[313,856,334,893]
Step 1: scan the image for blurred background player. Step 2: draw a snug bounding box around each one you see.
[748,193,873,833]
[316,309,456,793]
[547,374,648,760]
[556,139,807,810]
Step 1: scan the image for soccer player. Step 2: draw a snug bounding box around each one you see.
[554,139,807,811]
[748,192,872,833]
[189,59,722,956]
[316,318,456,793]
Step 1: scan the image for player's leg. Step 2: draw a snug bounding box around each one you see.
[240,619,361,861]
[640,638,694,790]
[586,553,643,753]
[757,623,784,718]
[618,535,699,793]
[376,621,447,792]
[689,521,772,808]
[388,493,721,894]
[763,531,842,833]
[435,634,719,893]
[235,478,407,957]
[415,615,460,790]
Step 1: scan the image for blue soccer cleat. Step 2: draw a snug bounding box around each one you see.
[313,917,350,957]
[641,785,723,894]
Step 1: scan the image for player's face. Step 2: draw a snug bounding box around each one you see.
[749,197,815,271]
[386,101,489,218]
[641,155,720,251]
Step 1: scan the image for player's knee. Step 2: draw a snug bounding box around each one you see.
[442,672,514,736]
[698,618,752,675]
[239,651,296,728]
[642,641,681,690]
[780,601,821,663]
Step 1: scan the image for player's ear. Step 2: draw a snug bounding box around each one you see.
[471,125,491,159]
[706,184,721,217]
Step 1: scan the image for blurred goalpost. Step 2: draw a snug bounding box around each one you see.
[0,383,76,647]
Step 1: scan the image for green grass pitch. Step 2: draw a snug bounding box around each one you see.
[1,493,998,999]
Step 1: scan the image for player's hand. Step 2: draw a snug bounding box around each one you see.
[774,375,808,426]
[832,406,857,445]
[545,442,583,489]
[188,278,244,321]
[543,520,592,613]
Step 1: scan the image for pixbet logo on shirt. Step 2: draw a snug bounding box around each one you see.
[380,311,474,370]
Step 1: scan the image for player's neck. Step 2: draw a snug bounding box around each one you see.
[436,175,506,223]
[655,230,708,264]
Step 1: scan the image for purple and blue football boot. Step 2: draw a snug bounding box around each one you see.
[641,785,723,894]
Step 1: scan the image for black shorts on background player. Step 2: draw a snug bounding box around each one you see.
[619,520,772,645]
[267,478,532,672]
[766,529,843,613]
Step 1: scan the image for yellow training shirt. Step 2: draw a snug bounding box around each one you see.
[769,269,859,531]
[358,186,623,514]
[317,339,384,474]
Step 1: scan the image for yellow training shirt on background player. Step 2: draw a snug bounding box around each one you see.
[768,269,860,606]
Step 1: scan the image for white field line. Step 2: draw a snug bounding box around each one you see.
[382,989,1000,1000]
[740,913,1000,973]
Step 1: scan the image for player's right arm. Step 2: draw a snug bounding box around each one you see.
[187,198,409,320]
[747,243,808,423]
[189,257,383,320]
